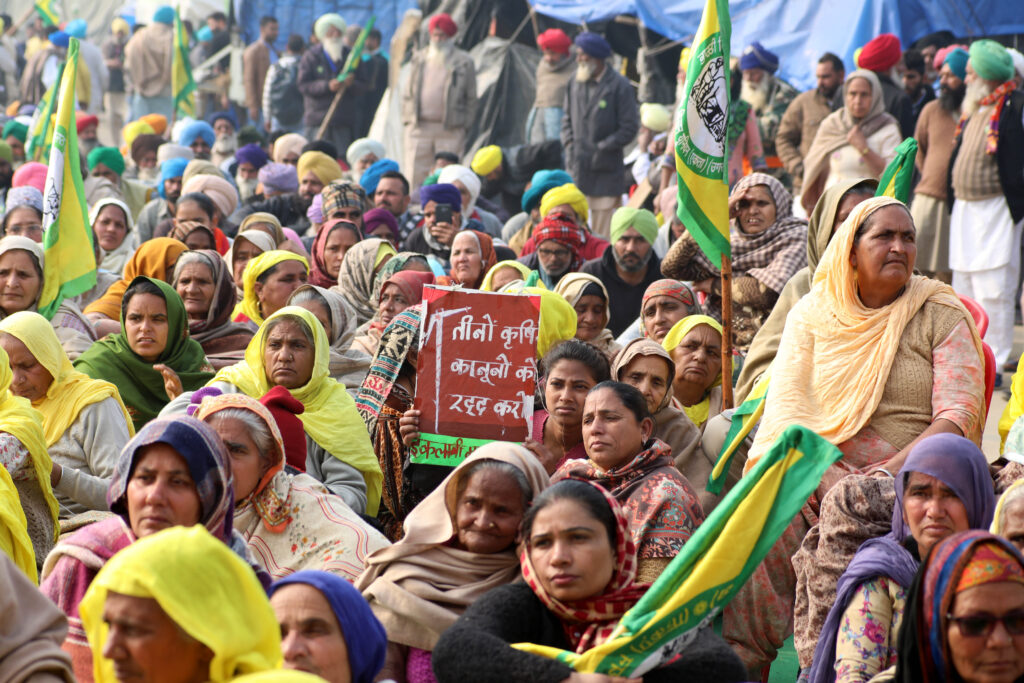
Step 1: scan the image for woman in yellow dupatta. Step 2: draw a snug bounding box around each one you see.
[231,251,309,329]
[0,465,35,583]
[0,311,134,516]
[661,315,724,431]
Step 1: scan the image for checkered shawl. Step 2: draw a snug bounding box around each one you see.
[521,477,649,653]
[355,304,424,435]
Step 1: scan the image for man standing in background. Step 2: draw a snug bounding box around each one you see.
[244,16,279,128]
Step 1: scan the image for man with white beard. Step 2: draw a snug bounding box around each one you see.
[739,42,798,189]
[297,13,369,156]
[234,143,270,202]
[209,111,238,167]
[948,40,1024,381]
[401,12,477,188]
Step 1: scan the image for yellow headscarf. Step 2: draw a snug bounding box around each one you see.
[0,312,135,446]
[992,478,1024,535]
[0,344,58,539]
[662,315,724,426]
[79,526,282,682]
[0,465,35,583]
[232,251,309,326]
[746,197,983,469]
[502,284,577,358]
[296,151,343,186]
[539,183,589,223]
[480,260,542,292]
[375,241,397,268]
[213,306,383,515]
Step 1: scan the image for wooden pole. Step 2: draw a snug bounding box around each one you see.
[720,255,734,409]
[316,81,352,142]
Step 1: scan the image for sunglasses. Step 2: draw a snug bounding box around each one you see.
[947,611,1024,638]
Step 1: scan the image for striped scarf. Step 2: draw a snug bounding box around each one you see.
[955,80,1017,155]
[355,304,424,435]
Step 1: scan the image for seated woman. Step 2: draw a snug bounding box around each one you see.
[75,277,214,431]
[661,315,724,433]
[239,211,288,247]
[736,179,877,402]
[480,260,541,292]
[228,229,277,295]
[352,271,434,357]
[41,417,253,681]
[554,273,621,359]
[78,525,281,683]
[725,197,986,674]
[1,186,44,240]
[90,198,138,276]
[0,311,133,517]
[0,236,97,358]
[270,570,389,683]
[288,284,372,393]
[168,192,225,253]
[993,479,1024,553]
[440,229,497,290]
[891,531,1024,683]
[335,239,401,327]
[555,382,704,582]
[432,479,746,683]
[801,70,901,214]
[309,219,364,288]
[196,390,389,580]
[632,278,700,344]
[173,250,254,369]
[809,433,995,683]
[232,250,310,331]
[182,306,382,516]
[661,173,808,352]
[356,444,549,682]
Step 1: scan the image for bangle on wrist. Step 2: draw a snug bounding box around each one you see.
[860,147,870,156]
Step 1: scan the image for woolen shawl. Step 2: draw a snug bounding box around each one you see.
[333,239,388,325]
[173,250,254,356]
[288,284,372,389]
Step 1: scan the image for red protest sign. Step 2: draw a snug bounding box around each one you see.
[412,286,541,465]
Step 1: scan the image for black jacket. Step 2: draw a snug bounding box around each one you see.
[580,246,663,337]
[877,73,915,138]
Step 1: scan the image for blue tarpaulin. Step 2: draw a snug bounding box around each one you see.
[529,0,1024,89]
[234,0,418,53]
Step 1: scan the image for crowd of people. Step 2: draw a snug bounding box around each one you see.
[0,4,1022,683]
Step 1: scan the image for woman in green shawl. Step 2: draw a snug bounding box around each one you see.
[74,277,214,430]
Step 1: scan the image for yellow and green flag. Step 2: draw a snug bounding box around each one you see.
[674,0,731,268]
[513,425,842,675]
[709,367,771,494]
[34,0,60,27]
[38,37,96,320]
[25,62,63,162]
[172,6,196,118]
[875,138,918,203]
[338,15,375,81]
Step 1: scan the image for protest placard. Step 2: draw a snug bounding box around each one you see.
[411,286,541,466]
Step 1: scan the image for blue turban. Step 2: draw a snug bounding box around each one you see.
[50,31,70,48]
[740,41,780,73]
[153,6,175,25]
[235,143,269,170]
[420,183,462,210]
[522,169,573,213]
[196,25,213,42]
[574,32,611,59]
[208,110,238,131]
[178,120,215,148]
[269,571,387,683]
[65,19,87,39]
[157,157,189,199]
[944,48,969,81]
[360,158,399,195]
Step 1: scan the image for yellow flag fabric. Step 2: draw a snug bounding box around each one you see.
[38,37,97,320]
[34,0,59,26]
[25,63,61,162]
[173,6,197,118]
[0,465,36,584]
[674,0,732,268]
[875,138,918,203]
[709,367,771,494]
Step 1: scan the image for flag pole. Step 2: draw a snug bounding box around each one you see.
[720,255,733,409]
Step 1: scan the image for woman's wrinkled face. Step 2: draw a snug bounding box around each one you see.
[582,387,653,471]
[849,205,917,306]
[207,415,268,504]
[453,468,526,554]
[619,354,672,415]
[544,359,598,429]
[846,76,873,119]
[0,333,53,402]
[947,581,1024,683]
[528,498,616,603]
[1001,500,1024,553]
[669,325,722,397]
[489,266,522,292]
[255,261,308,319]
[0,249,41,314]
[125,292,170,362]
[902,471,970,558]
[232,238,263,289]
[175,262,216,321]
[573,294,607,342]
[736,184,777,235]
[450,231,483,286]
[378,283,410,328]
[323,227,359,279]
[264,319,316,390]
[271,584,351,683]
[125,444,202,538]
[642,295,689,343]
[94,204,130,252]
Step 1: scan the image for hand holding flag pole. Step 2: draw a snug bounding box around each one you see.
[316,16,376,141]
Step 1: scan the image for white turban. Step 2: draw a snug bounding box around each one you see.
[345,138,386,169]
[1009,48,1024,79]
[314,13,346,41]
[438,164,481,217]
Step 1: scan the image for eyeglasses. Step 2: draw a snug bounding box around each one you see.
[947,611,1024,638]
[538,248,571,260]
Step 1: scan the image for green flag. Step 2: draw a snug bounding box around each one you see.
[876,138,918,203]
[172,6,197,118]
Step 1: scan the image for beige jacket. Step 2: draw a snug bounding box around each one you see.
[401,47,477,130]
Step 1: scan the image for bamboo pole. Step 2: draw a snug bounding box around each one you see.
[315,80,352,141]
[720,255,734,409]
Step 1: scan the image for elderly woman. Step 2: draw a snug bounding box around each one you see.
[84,237,188,325]
[90,198,138,276]
[891,531,1024,683]
[662,315,724,432]
[554,273,620,359]
[440,229,497,290]
[270,570,390,683]
[75,277,214,430]
[173,250,254,369]
[809,434,995,683]
[288,285,372,393]
[334,239,401,326]
[355,444,549,682]
[801,70,901,213]
[724,197,987,674]
[662,173,808,352]
[0,312,133,517]
[352,271,434,357]
[79,526,281,683]
[555,381,704,582]
[41,417,253,681]
[2,187,44,240]
[228,229,277,294]
[309,219,364,288]
[232,250,310,330]
[196,390,389,580]
[0,236,98,358]
[994,479,1024,553]
[635,279,701,343]
[433,478,746,682]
